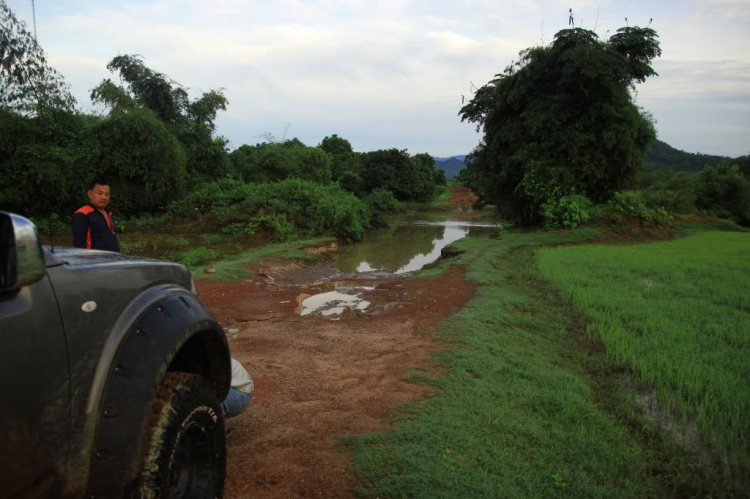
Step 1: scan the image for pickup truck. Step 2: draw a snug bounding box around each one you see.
[0,211,231,498]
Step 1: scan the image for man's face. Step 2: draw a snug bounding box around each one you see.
[88,184,111,210]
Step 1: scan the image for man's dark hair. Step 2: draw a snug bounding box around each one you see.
[88,179,110,190]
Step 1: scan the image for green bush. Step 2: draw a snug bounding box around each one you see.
[363,188,401,228]
[246,211,297,241]
[89,108,187,215]
[229,139,331,184]
[640,168,697,213]
[120,239,147,255]
[171,247,219,267]
[199,233,223,245]
[220,223,245,236]
[29,213,68,235]
[593,192,672,226]
[540,194,593,230]
[172,178,370,242]
[118,213,171,232]
[695,160,750,226]
[165,236,189,246]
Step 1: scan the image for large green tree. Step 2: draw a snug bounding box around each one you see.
[360,149,440,202]
[230,139,331,185]
[460,27,661,222]
[318,134,363,194]
[696,160,750,226]
[91,55,230,183]
[0,0,76,114]
[88,108,187,214]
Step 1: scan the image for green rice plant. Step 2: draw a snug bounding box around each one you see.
[347,226,713,498]
[538,231,750,491]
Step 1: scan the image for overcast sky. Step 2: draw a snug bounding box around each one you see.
[9,0,750,157]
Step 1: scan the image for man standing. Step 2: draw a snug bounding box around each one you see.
[71,180,120,252]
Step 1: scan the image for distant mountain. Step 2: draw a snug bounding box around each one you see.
[433,142,741,179]
[434,155,465,178]
[644,140,727,173]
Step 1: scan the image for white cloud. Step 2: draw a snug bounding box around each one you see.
[7,0,750,156]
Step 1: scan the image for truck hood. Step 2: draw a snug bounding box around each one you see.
[45,247,163,267]
[44,246,193,293]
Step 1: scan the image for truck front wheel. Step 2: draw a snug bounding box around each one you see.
[139,372,227,498]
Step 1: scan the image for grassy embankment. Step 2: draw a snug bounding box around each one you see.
[347,225,749,498]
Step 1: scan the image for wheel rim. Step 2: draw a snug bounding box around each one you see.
[169,420,214,498]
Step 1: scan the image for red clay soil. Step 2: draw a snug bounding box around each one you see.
[196,263,475,498]
[447,186,477,209]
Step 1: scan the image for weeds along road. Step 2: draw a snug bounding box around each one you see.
[196,187,478,498]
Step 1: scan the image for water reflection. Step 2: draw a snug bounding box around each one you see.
[334,220,497,274]
[299,289,371,316]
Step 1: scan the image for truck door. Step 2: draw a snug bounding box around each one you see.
[0,215,71,497]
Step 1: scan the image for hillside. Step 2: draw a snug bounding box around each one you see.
[644,139,727,173]
[434,156,465,178]
[434,141,744,179]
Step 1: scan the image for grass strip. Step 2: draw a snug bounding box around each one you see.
[190,236,334,281]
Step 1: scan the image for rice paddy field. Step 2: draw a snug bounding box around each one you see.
[537,231,750,492]
[349,226,749,498]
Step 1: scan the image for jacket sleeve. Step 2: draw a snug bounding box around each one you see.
[71,212,89,248]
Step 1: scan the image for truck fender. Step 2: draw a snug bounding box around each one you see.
[83,286,230,498]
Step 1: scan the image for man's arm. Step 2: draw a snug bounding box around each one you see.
[71,213,89,248]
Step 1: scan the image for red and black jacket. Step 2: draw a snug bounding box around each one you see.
[71,204,120,252]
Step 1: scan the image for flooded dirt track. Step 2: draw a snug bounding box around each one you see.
[197,265,475,498]
[194,187,485,497]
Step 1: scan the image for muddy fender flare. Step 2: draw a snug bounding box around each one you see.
[85,289,230,499]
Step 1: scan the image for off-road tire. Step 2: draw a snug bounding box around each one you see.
[138,372,226,498]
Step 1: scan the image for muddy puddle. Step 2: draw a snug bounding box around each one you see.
[333,218,499,275]
[298,288,373,317]
[292,216,498,319]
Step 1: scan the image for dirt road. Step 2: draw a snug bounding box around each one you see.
[195,187,476,498]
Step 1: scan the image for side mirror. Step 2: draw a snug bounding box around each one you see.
[0,212,46,292]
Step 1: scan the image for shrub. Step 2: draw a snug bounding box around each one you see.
[364,188,401,228]
[199,234,223,245]
[88,108,187,214]
[541,194,593,230]
[118,213,171,232]
[594,192,672,226]
[172,247,218,267]
[695,161,750,227]
[165,236,189,246]
[171,178,370,242]
[246,211,297,242]
[120,239,147,255]
[640,168,697,213]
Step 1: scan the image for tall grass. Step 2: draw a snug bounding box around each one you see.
[537,231,750,490]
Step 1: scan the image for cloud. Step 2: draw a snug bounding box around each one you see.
[8,0,750,156]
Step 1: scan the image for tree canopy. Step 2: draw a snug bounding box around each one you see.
[0,0,76,114]
[91,54,230,183]
[459,27,661,223]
